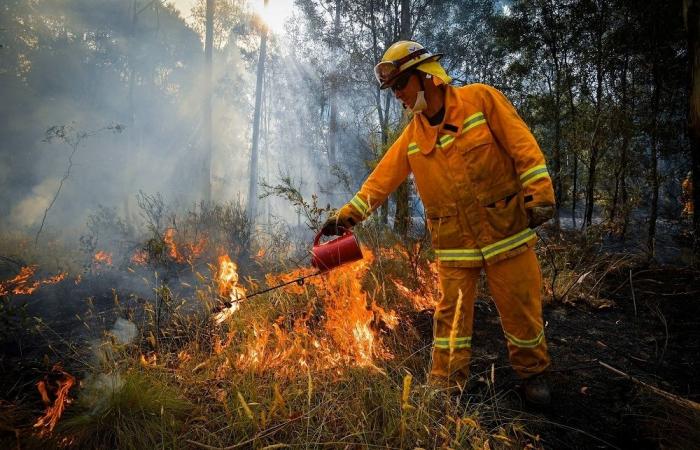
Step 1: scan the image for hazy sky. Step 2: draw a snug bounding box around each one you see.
[169,0,295,34]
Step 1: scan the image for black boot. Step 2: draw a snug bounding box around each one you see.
[523,373,551,405]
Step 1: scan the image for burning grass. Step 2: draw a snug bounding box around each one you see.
[0,231,542,448]
[0,199,559,448]
[2,201,699,448]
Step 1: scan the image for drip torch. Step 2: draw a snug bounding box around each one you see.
[215,228,363,311]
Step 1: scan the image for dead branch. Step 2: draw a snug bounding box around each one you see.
[34,123,124,245]
[598,361,700,412]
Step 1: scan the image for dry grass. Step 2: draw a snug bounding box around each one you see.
[1,201,558,449]
[2,224,542,449]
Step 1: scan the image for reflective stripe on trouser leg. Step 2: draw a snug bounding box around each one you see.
[430,266,480,384]
[484,248,550,377]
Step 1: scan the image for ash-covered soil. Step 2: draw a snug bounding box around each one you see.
[424,264,700,450]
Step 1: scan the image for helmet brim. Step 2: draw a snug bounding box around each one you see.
[378,53,443,90]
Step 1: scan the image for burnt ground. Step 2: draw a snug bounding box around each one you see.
[436,264,700,450]
[2,257,699,449]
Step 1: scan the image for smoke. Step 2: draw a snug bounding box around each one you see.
[110,318,137,345]
[0,0,383,246]
[9,177,59,228]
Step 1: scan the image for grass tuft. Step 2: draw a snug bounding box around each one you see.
[56,371,192,449]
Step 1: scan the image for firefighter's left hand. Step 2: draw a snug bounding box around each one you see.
[527,206,555,228]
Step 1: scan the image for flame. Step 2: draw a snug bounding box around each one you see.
[214,254,247,323]
[0,266,66,296]
[221,247,398,375]
[139,353,158,368]
[185,237,207,262]
[93,251,113,266]
[130,249,148,265]
[163,228,206,263]
[0,266,38,295]
[33,364,75,436]
[164,228,179,260]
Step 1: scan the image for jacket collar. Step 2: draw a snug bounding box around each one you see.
[411,85,465,155]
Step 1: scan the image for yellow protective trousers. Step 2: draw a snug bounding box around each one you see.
[431,247,550,385]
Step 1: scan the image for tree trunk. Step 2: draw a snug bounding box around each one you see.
[202,0,214,203]
[247,8,268,222]
[572,155,578,228]
[647,19,662,259]
[566,63,578,229]
[552,85,562,229]
[328,0,341,167]
[584,7,605,228]
[542,2,563,229]
[368,0,389,224]
[610,54,630,228]
[126,0,139,222]
[685,0,700,259]
[393,0,411,237]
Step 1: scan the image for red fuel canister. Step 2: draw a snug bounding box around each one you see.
[311,228,363,272]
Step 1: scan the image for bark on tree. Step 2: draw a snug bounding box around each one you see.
[648,15,662,259]
[369,0,389,224]
[247,3,268,222]
[202,0,214,203]
[584,4,605,228]
[126,0,139,221]
[328,0,342,167]
[566,64,578,228]
[393,0,411,237]
[685,0,700,257]
[542,1,563,229]
[610,54,630,231]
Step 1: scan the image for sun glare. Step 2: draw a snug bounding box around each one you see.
[249,0,293,35]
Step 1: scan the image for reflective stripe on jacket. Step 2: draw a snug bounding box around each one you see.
[340,83,555,267]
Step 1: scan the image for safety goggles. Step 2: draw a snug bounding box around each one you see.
[373,48,428,88]
[390,70,416,92]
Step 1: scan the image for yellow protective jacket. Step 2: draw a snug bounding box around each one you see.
[340,83,555,267]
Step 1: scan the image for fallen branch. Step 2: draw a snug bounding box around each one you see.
[598,360,700,412]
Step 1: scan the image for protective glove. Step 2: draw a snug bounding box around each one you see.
[320,214,357,236]
[527,205,555,228]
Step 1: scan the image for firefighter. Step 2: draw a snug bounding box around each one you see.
[321,41,555,405]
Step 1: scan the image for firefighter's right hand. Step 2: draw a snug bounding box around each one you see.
[320,214,356,236]
[527,205,555,228]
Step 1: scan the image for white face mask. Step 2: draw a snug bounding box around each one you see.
[412,90,427,114]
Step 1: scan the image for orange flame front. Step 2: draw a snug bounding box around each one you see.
[216,248,398,375]
[164,228,206,264]
[33,364,75,436]
[0,266,66,296]
[93,250,113,266]
[130,249,148,265]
